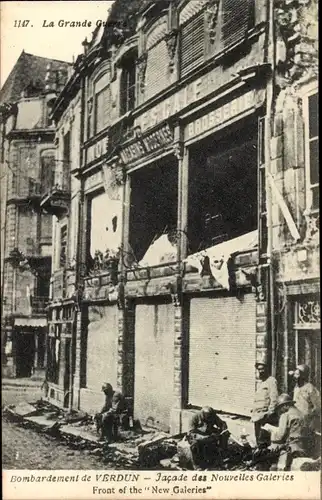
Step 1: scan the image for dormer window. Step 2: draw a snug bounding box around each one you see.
[120,54,136,115]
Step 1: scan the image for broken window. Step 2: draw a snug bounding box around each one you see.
[187,119,258,254]
[129,157,178,266]
[87,190,122,260]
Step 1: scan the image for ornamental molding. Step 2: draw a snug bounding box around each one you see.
[136,53,148,94]
[205,0,220,44]
[165,29,178,73]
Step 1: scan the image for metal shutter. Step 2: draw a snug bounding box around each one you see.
[86,305,118,392]
[145,40,169,101]
[179,0,207,25]
[189,294,256,416]
[222,0,253,48]
[134,303,174,431]
[180,11,205,78]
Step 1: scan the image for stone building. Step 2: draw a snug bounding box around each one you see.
[46,0,319,433]
[1,51,70,378]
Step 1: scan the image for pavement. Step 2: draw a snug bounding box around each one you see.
[2,378,257,470]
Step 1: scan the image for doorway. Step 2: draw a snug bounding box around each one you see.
[15,331,35,378]
[295,329,321,392]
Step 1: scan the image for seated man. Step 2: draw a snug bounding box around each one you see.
[94,383,127,442]
[262,393,308,471]
[179,406,230,470]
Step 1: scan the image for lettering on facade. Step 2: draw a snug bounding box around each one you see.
[86,136,109,164]
[119,123,174,165]
[185,90,259,141]
[136,66,226,131]
[84,171,104,192]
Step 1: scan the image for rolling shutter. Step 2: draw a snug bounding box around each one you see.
[222,0,254,48]
[188,294,256,416]
[145,40,169,101]
[180,11,205,77]
[134,303,174,431]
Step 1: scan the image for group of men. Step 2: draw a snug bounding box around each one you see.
[251,361,320,469]
[178,362,320,470]
[95,363,320,471]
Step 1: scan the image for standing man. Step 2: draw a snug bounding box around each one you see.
[291,365,320,423]
[251,361,278,447]
[291,364,321,456]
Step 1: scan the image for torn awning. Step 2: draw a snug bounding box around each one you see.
[14,317,47,327]
[138,234,177,267]
[185,230,258,290]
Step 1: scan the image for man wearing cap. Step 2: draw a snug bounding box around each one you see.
[178,407,230,470]
[251,361,278,446]
[94,383,126,442]
[291,364,320,424]
[262,393,308,470]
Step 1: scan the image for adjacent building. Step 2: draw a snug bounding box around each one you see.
[1,51,70,378]
[43,0,318,433]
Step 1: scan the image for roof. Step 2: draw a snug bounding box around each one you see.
[0,51,70,104]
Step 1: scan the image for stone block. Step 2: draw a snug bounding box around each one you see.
[271,136,283,160]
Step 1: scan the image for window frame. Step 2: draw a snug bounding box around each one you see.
[120,57,137,116]
[302,83,319,213]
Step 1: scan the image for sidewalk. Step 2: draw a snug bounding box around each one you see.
[2,378,43,407]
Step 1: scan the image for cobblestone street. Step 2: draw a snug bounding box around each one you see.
[2,418,110,470]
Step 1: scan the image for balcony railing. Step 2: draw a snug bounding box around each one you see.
[40,169,70,217]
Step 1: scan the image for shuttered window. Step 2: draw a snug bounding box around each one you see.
[145,40,169,101]
[95,85,111,133]
[222,0,254,48]
[180,11,205,78]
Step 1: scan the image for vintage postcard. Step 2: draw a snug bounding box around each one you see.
[1,1,320,499]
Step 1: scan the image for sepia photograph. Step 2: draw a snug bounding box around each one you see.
[0,0,320,499]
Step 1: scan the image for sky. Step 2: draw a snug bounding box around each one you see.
[0,1,114,87]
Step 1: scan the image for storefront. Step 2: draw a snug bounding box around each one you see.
[181,86,267,418]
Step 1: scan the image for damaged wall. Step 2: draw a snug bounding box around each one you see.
[271,0,318,282]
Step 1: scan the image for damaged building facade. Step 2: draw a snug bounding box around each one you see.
[45,0,319,433]
[0,52,70,378]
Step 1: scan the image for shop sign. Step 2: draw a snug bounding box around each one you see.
[119,123,173,165]
[185,90,260,141]
[136,65,225,131]
[86,136,109,164]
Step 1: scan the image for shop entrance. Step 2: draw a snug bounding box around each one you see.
[15,331,35,378]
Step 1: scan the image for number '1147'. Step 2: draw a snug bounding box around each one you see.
[14,20,30,27]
